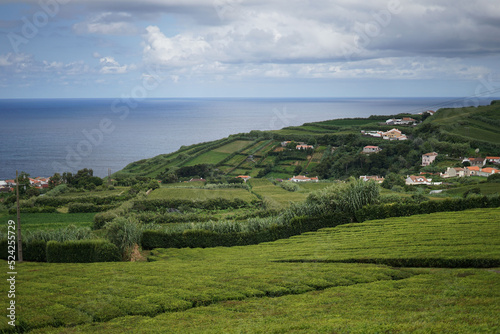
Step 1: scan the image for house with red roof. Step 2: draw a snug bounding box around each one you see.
[405,175,434,185]
[421,152,438,166]
[486,156,500,164]
[289,175,319,182]
[362,145,381,154]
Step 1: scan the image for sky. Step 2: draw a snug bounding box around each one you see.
[1,0,500,98]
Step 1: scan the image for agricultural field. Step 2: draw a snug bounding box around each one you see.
[212,140,254,154]
[0,212,95,232]
[3,207,499,333]
[183,151,230,166]
[147,187,258,202]
[443,182,500,196]
[248,179,308,208]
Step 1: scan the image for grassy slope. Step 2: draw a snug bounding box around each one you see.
[114,102,500,180]
[147,187,258,202]
[5,208,499,333]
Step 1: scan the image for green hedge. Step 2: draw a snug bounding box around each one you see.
[133,198,250,211]
[46,240,121,263]
[8,206,57,214]
[68,202,117,213]
[355,195,500,222]
[33,194,130,208]
[0,239,47,262]
[142,214,349,250]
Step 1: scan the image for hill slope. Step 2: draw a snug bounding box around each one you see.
[113,101,500,181]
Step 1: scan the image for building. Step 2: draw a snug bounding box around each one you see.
[236,175,251,182]
[464,166,480,176]
[441,167,465,178]
[421,152,438,166]
[296,144,314,150]
[405,175,433,185]
[385,117,417,125]
[382,128,407,140]
[189,178,206,182]
[362,146,381,154]
[468,157,486,167]
[486,156,500,164]
[290,175,319,182]
[359,175,385,183]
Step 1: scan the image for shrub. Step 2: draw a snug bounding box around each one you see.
[104,218,142,259]
[0,239,47,262]
[46,240,121,263]
[279,181,300,192]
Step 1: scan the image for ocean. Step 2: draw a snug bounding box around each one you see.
[0,97,496,179]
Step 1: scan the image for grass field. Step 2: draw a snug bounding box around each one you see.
[248,179,307,208]
[0,212,94,232]
[3,207,499,333]
[183,151,231,166]
[213,140,254,154]
[148,187,258,202]
[444,182,500,196]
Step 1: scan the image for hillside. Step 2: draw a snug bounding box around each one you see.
[5,207,499,333]
[114,101,500,182]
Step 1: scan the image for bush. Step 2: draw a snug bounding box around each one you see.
[0,239,47,262]
[46,240,121,263]
[93,211,118,230]
[355,194,500,222]
[104,218,142,259]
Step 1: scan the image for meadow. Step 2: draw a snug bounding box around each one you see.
[2,207,499,333]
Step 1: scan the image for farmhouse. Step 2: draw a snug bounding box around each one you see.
[362,145,381,154]
[382,128,407,140]
[296,144,314,150]
[236,175,251,182]
[441,167,465,178]
[486,156,500,164]
[289,175,319,182]
[359,175,385,183]
[464,166,480,176]
[385,117,417,126]
[421,152,438,166]
[405,175,433,185]
[467,157,486,167]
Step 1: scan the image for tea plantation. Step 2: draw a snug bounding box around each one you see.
[2,207,499,333]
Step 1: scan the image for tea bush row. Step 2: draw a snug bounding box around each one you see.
[0,239,120,263]
[67,202,118,213]
[355,194,500,222]
[8,206,57,214]
[142,214,349,249]
[132,198,250,211]
[33,194,131,207]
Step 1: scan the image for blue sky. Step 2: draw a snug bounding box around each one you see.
[1,0,500,98]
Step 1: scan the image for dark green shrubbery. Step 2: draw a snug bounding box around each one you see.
[355,194,500,222]
[46,240,121,263]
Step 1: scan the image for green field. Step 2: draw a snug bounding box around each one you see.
[0,212,95,232]
[183,151,231,166]
[248,179,307,208]
[4,208,499,333]
[444,182,500,196]
[213,140,254,154]
[148,187,258,202]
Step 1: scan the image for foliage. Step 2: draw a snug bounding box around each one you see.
[104,218,142,259]
[278,181,300,192]
[46,239,121,263]
[355,194,500,222]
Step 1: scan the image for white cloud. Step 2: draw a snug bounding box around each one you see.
[99,56,133,74]
[74,12,139,35]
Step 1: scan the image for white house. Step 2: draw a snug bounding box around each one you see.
[405,175,432,185]
[421,152,438,166]
[441,167,465,178]
[359,175,385,183]
[290,175,319,182]
[486,156,500,164]
[362,145,381,154]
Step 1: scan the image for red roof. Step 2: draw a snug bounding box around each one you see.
[486,156,500,160]
[364,146,379,149]
[466,166,480,171]
[482,168,499,174]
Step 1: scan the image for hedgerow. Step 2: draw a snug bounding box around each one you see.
[46,239,121,263]
[355,194,500,222]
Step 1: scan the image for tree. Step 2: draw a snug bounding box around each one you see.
[49,173,61,189]
[381,173,405,189]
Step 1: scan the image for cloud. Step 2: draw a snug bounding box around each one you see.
[99,56,134,74]
[73,12,140,35]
